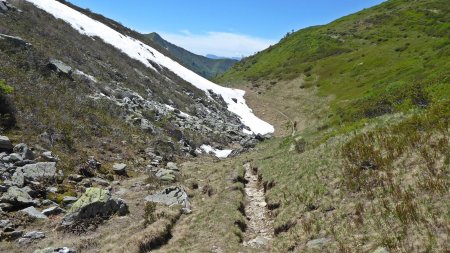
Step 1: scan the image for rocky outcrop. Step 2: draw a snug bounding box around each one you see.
[0,186,35,210]
[0,0,16,13]
[145,186,190,212]
[0,34,31,50]
[18,206,48,220]
[61,187,129,226]
[0,135,13,152]
[12,162,57,187]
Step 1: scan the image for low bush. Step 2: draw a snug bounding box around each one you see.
[0,80,16,130]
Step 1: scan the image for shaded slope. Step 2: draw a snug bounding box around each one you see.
[146,32,238,79]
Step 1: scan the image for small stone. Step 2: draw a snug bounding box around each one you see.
[47,59,72,76]
[13,143,34,160]
[62,196,78,205]
[145,186,190,211]
[8,153,23,163]
[166,162,179,171]
[18,207,48,220]
[41,151,59,162]
[0,219,12,228]
[306,237,332,249]
[112,163,127,175]
[33,247,76,253]
[19,231,45,243]
[0,136,13,152]
[42,206,64,216]
[68,174,84,182]
[372,247,390,253]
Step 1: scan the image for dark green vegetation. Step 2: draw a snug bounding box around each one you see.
[146,32,238,79]
[0,79,16,129]
[218,0,449,126]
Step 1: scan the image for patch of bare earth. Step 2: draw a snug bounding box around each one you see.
[242,163,273,250]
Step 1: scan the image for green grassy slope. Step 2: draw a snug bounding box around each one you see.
[191,0,450,252]
[146,33,238,79]
[217,0,449,125]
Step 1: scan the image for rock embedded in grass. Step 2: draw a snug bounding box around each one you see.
[18,206,48,220]
[112,163,127,175]
[61,187,129,226]
[33,247,77,253]
[145,186,190,212]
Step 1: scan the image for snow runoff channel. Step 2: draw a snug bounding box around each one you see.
[26,0,274,135]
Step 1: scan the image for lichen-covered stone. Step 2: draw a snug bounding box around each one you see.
[61,187,128,226]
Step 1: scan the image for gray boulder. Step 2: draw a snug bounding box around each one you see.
[18,231,45,244]
[372,247,390,253]
[0,34,31,49]
[0,1,7,12]
[62,196,78,205]
[0,186,34,210]
[166,162,179,171]
[61,187,128,226]
[18,207,48,220]
[306,237,333,249]
[240,137,258,148]
[42,206,64,216]
[145,186,190,211]
[41,151,59,162]
[155,169,176,182]
[13,143,34,160]
[112,163,127,175]
[7,153,22,163]
[0,0,16,12]
[33,247,76,253]
[47,59,72,76]
[0,135,13,152]
[12,162,57,187]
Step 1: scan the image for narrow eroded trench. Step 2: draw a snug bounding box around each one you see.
[243,163,274,250]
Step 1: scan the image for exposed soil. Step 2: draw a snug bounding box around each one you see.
[242,163,273,250]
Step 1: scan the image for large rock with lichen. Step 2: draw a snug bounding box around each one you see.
[61,187,128,226]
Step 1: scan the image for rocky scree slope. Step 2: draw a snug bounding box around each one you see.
[0,0,273,252]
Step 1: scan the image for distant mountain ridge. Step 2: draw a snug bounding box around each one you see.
[146,32,238,79]
[206,54,241,61]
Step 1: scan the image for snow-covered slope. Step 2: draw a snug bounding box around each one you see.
[26,0,274,135]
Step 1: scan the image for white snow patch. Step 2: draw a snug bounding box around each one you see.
[74,70,97,82]
[26,0,274,135]
[200,145,232,159]
[165,104,191,118]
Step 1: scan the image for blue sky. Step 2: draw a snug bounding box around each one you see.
[68,0,385,57]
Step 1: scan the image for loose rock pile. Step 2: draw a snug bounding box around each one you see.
[0,135,129,246]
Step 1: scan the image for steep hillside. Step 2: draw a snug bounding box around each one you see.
[218,0,449,127]
[193,0,449,252]
[0,1,272,252]
[146,32,238,79]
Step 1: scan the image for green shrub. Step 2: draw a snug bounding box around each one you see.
[0,80,16,130]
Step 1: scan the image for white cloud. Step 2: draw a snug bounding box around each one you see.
[158,31,275,58]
